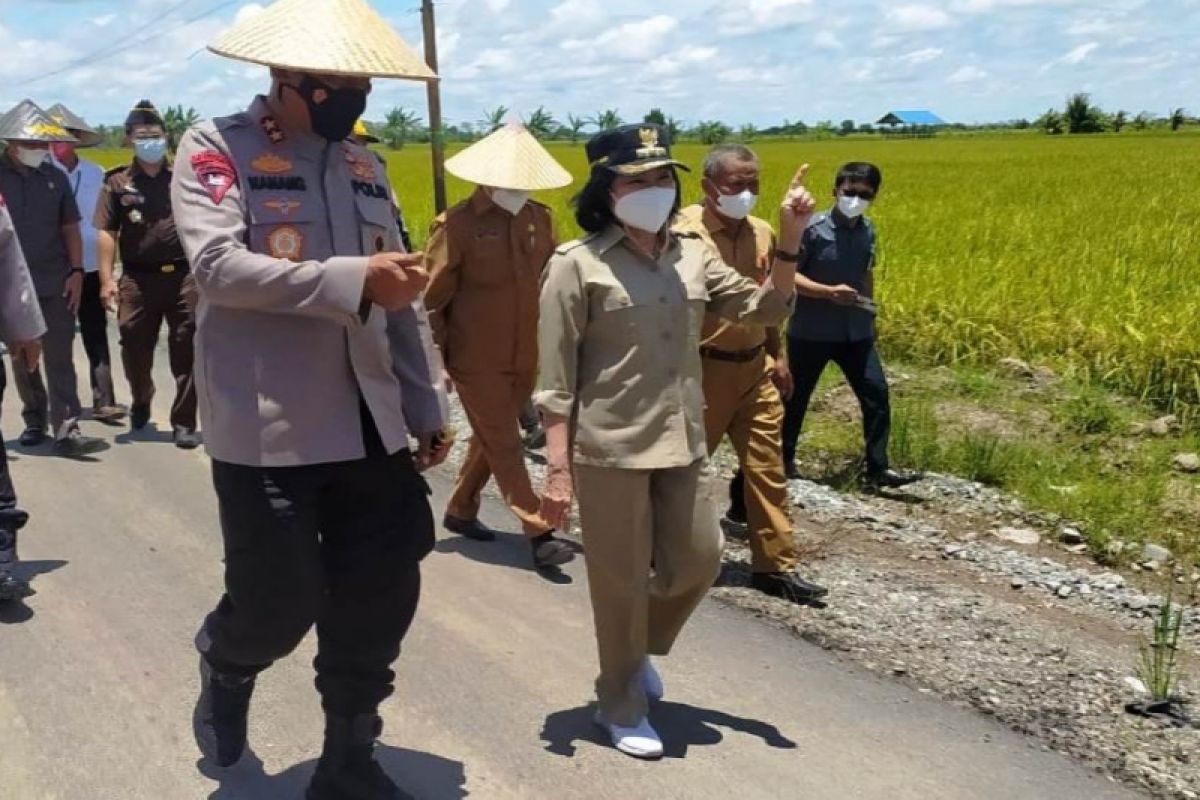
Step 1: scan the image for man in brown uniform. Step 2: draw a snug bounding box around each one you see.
[96,101,199,448]
[677,144,827,604]
[424,121,575,569]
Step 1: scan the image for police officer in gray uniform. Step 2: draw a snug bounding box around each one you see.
[170,1,448,797]
[0,192,46,602]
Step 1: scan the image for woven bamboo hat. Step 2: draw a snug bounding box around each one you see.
[0,100,78,144]
[46,103,103,147]
[445,122,572,192]
[353,119,380,143]
[208,0,437,81]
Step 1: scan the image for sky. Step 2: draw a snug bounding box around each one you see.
[0,0,1195,129]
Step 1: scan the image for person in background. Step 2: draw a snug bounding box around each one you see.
[0,191,46,602]
[538,123,812,758]
[677,144,827,604]
[172,1,449,795]
[424,121,575,569]
[47,103,125,425]
[95,100,200,449]
[781,162,918,489]
[0,100,101,457]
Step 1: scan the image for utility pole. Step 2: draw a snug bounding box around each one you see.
[421,0,447,214]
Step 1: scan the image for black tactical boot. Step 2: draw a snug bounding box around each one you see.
[193,653,256,767]
[0,528,31,601]
[307,713,412,800]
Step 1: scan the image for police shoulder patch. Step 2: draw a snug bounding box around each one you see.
[555,233,599,255]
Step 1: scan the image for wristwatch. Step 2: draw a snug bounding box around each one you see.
[773,248,803,263]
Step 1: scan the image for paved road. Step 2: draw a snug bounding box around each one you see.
[0,337,1141,800]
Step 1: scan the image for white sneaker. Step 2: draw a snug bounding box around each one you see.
[640,658,664,701]
[594,712,664,759]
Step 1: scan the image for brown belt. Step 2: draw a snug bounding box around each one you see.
[699,344,764,363]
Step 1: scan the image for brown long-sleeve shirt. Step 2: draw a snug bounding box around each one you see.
[676,203,776,353]
[423,187,557,376]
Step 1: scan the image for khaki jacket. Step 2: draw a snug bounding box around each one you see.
[171,96,445,467]
[536,226,793,470]
[0,196,47,345]
[423,188,556,377]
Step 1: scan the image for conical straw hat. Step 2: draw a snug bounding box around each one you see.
[46,103,103,147]
[445,122,572,192]
[208,0,437,81]
[0,100,78,144]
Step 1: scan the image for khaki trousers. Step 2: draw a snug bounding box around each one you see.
[574,460,723,726]
[117,271,198,429]
[702,352,798,574]
[448,371,551,536]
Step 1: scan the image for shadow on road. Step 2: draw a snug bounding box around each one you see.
[113,426,176,446]
[4,439,110,462]
[201,745,467,799]
[541,700,797,759]
[0,559,67,624]
[435,531,578,586]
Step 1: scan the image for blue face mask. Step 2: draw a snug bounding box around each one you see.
[134,137,168,164]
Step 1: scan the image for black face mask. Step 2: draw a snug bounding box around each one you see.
[290,75,367,143]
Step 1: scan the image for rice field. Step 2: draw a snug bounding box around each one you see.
[92,131,1200,418]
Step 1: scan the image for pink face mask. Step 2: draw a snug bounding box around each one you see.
[50,143,76,163]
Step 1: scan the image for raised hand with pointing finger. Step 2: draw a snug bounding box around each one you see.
[778,163,817,251]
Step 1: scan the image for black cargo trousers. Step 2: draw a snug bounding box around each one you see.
[197,434,434,715]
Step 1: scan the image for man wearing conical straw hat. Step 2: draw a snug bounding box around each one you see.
[0,100,104,457]
[170,1,450,794]
[424,120,575,570]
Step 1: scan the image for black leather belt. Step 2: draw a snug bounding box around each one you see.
[699,344,764,363]
[124,259,189,275]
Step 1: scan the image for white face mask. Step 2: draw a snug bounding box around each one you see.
[837,195,871,219]
[715,189,758,220]
[490,188,529,215]
[613,186,676,233]
[15,146,49,169]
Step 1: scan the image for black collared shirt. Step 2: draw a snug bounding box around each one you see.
[0,158,81,297]
[788,209,877,342]
[94,160,185,268]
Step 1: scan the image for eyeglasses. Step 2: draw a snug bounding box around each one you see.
[840,189,876,201]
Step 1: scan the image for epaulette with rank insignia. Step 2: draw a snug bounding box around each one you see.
[555,232,599,255]
[104,164,128,178]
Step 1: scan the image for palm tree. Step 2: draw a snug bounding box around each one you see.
[480,106,509,133]
[1133,111,1151,131]
[664,115,684,143]
[1169,108,1187,131]
[739,124,758,142]
[162,105,200,146]
[525,106,556,140]
[693,120,731,145]
[1111,110,1128,133]
[381,107,422,150]
[1064,93,1105,133]
[589,109,623,131]
[566,114,588,143]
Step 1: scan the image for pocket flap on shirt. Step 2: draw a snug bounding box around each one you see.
[354,193,396,228]
[598,286,635,311]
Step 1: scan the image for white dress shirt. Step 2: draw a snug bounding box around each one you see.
[52,154,105,272]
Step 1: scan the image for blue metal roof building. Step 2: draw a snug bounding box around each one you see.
[876,110,947,126]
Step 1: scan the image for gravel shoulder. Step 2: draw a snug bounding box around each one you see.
[445,394,1200,800]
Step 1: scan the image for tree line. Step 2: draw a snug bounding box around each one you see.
[1033,93,1189,135]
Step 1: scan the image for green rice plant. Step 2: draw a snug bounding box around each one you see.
[1060,391,1121,436]
[889,401,942,472]
[1138,578,1185,701]
[948,432,1020,486]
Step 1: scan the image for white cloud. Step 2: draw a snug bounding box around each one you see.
[886,4,955,31]
[561,14,679,61]
[717,0,816,35]
[646,46,719,77]
[1062,41,1100,64]
[813,31,844,50]
[947,65,988,83]
[484,0,512,11]
[233,4,265,25]
[901,47,944,64]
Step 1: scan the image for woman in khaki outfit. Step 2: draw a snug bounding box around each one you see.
[536,123,815,759]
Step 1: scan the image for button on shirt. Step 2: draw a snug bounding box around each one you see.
[676,203,775,352]
[52,155,104,272]
[0,159,81,297]
[424,187,556,376]
[94,160,185,269]
[536,226,794,470]
[788,210,877,343]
